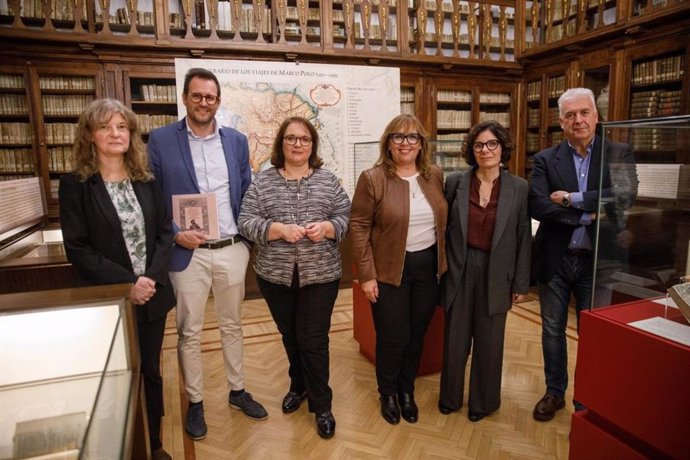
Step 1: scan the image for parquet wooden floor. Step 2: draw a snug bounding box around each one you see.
[159,290,578,459]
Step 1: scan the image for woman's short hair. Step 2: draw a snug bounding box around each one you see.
[463,120,512,167]
[72,98,152,182]
[271,116,323,169]
[377,114,432,178]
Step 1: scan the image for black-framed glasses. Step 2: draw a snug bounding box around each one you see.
[389,133,422,145]
[187,93,219,105]
[472,139,500,152]
[284,135,312,146]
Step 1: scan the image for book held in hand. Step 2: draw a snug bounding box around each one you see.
[172,193,220,240]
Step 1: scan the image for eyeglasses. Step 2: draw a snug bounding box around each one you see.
[187,93,219,105]
[389,133,422,145]
[472,139,500,153]
[284,135,312,146]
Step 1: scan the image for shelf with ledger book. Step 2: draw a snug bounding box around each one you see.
[352,139,468,186]
[124,74,178,136]
[435,88,512,144]
[628,52,685,125]
[0,284,147,459]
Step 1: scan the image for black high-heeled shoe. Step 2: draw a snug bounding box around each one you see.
[379,395,400,425]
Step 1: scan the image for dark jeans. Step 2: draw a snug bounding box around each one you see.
[257,270,339,414]
[136,313,167,451]
[538,252,593,397]
[371,245,439,396]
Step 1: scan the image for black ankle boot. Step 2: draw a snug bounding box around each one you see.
[379,395,400,425]
[398,393,418,423]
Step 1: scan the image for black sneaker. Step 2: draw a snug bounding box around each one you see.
[229,391,268,420]
[185,402,207,440]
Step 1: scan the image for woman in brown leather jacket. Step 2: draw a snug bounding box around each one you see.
[350,114,447,425]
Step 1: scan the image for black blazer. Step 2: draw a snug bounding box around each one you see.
[529,135,637,285]
[59,172,175,322]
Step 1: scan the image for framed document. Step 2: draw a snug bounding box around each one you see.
[172,193,220,240]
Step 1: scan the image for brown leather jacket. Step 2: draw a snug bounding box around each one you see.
[350,164,448,286]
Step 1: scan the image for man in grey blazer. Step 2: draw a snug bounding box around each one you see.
[148,68,267,441]
[529,88,637,422]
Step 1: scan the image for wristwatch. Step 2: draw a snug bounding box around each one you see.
[561,193,570,207]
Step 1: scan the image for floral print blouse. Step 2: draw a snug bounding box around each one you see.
[104,179,147,275]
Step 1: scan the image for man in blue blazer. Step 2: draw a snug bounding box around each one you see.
[529,88,637,422]
[148,68,267,441]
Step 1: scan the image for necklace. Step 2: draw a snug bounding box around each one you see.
[282,170,310,224]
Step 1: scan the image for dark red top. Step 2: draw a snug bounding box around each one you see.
[467,173,500,253]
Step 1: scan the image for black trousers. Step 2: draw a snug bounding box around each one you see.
[371,245,439,396]
[257,269,340,414]
[136,313,167,451]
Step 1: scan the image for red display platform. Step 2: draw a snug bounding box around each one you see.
[351,280,444,375]
[571,300,690,459]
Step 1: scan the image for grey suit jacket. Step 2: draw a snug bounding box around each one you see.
[440,168,531,315]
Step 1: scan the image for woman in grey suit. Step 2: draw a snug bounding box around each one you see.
[438,120,531,422]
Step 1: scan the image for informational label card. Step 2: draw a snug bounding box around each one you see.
[636,164,681,199]
[172,193,220,240]
[628,316,690,347]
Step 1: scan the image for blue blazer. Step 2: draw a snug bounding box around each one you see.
[147,118,252,272]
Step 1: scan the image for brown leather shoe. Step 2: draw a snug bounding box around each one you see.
[533,393,565,421]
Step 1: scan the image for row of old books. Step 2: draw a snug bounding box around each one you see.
[214,2,273,33]
[170,12,183,28]
[42,95,93,116]
[1,123,32,145]
[528,107,540,127]
[49,145,74,172]
[547,75,566,98]
[138,85,177,103]
[479,93,511,104]
[400,88,415,102]
[630,89,683,118]
[526,132,540,151]
[18,0,87,20]
[335,21,398,40]
[437,90,472,103]
[436,133,465,153]
[136,114,177,133]
[39,76,95,91]
[479,111,510,127]
[527,81,542,102]
[95,9,155,26]
[0,74,24,89]
[45,123,77,144]
[401,102,414,115]
[437,109,472,130]
[435,154,468,170]
[632,55,685,85]
[0,94,29,116]
[0,148,35,173]
[629,128,676,150]
[548,107,559,126]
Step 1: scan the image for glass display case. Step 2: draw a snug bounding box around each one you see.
[0,285,142,459]
[592,115,690,337]
[352,139,468,191]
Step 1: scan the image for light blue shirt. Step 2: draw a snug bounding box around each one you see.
[567,139,594,250]
[186,120,237,239]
